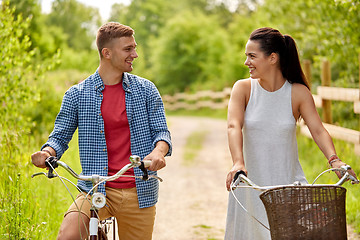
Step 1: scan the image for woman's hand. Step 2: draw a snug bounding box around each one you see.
[330,158,358,183]
[226,163,248,191]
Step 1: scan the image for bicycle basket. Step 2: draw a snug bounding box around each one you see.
[259,186,347,240]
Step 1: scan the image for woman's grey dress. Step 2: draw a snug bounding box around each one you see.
[225,79,308,240]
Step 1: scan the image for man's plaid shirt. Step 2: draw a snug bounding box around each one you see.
[42,70,172,208]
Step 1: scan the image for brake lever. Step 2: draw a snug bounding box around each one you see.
[148,175,163,182]
[233,170,247,183]
[139,161,149,181]
[31,172,59,178]
[231,170,247,190]
[45,156,59,178]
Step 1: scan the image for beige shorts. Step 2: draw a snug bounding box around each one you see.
[65,187,156,240]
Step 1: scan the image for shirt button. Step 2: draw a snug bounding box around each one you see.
[99,94,102,97]
[103,167,107,170]
[99,113,102,116]
[100,130,103,133]
[103,149,106,151]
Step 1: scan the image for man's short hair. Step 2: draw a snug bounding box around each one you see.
[96,22,134,58]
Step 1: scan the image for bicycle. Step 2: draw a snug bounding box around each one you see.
[231,165,359,240]
[32,155,162,240]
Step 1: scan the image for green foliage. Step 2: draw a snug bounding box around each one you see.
[150,10,236,94]
[0,2,40,161]
[57,47,99,72]
[26,69,91,138]
[47,0,102,51]
[0,136,81,239]
[9,0,66,58]
[0,2,58,238]
[257,0,360,87]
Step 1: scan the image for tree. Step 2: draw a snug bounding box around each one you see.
[257,0,360,87]
[47,0,101,51]
[9,0,66,57]
[150,10,238,93]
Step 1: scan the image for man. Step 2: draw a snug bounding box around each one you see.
[31,22,172,239]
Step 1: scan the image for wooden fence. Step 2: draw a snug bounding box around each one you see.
[163,88,232,111]
[300,58,360,155]
[163,56,360,155]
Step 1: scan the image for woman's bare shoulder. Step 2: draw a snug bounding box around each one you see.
[292,83,312,96]
[232,78,252,92]
[230,78,252,105]
[292,83,314,108]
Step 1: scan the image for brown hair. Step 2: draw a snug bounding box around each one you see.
[96,22,134,58]
[250,27,309,89]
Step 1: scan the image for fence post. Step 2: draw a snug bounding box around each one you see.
[303,60,312,91]
[321,59,332,124]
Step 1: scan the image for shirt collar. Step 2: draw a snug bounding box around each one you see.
[122,72,131,92]
[93,69,105,92]
[92,70,131,92]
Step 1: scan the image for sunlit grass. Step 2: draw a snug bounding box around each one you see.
[0,134,81,239]
[183,130,209,165]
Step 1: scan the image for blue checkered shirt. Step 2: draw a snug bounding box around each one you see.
[42,70,172,208]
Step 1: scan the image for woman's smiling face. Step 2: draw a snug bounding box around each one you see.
[244,40,272,79]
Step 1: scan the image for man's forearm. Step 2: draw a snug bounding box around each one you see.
[154,141,169,156]
[42,146,56,157]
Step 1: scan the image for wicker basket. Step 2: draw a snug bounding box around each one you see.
[259,185,347,240]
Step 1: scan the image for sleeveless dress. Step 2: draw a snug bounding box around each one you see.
[224,79,308,240]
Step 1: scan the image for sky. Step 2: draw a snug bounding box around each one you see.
[40,0,131,21]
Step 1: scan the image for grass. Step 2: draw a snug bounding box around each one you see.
[0,134,81,239]
[183,130,209,165]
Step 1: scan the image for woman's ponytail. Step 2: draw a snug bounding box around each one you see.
[283,35,309,89]
[249,28,309,89]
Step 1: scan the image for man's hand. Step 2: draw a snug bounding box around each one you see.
[143,141,169,171]
[31,147,55,168]
[31,151,49,168]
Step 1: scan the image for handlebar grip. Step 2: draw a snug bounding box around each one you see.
[142,160,151,168]
[233,170,247,183]
[349,175,360,184]
[45,156,58,178]
[139,161,149,181]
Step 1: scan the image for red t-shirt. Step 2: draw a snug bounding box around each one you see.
[101,82,136,188]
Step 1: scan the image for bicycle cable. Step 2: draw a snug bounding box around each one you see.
[230,183,270,231]
[47,162,92,238]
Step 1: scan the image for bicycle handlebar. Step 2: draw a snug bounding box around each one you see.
[31,155,162,183]
[231,165,359,191]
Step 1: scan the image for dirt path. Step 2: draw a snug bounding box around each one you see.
[152,116,360,240]
[153,116,232,240]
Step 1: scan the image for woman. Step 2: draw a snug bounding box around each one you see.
[224,27,357,239]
